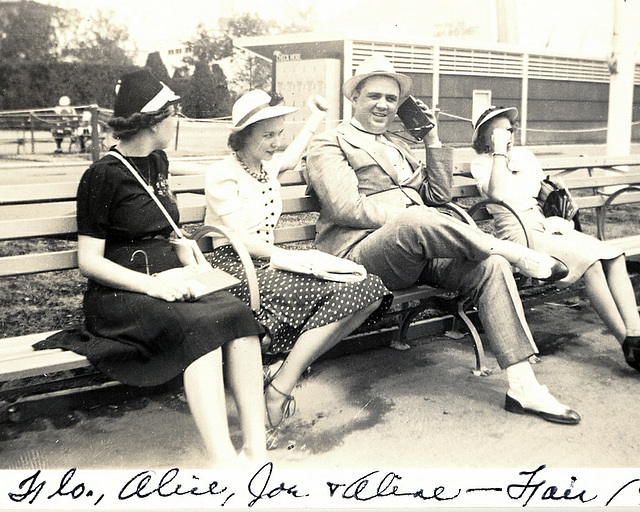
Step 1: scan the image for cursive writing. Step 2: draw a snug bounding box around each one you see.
[119,468,233,505]
[327,470,461,502]
[247,462,308,507]
[8,468,105,506]
[606,478,640,506]
[505,464,596,507]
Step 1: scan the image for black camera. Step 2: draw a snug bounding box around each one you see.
[396,96,434,141]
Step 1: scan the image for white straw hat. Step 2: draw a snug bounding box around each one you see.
[472,106,518,144]
[231,90,298,132]
[342,54,412,101]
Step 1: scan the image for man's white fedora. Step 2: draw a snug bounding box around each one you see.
[342,53,413,101]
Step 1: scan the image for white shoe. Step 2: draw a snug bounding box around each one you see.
[513,248,554,279]
[505,385,580,424]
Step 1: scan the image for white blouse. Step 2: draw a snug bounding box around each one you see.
[204,155,283,248]
[470,147,545,214]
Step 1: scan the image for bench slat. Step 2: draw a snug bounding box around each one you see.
[0,174,209,206]
[0,350,91,381]
[606,235,640,255]
[0,215,77,239]
[0,250,78,276]
[274,224,316,244]
[0,331,60,348]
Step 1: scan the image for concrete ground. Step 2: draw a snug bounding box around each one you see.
[1,295,639,472]
[2,143,640,510]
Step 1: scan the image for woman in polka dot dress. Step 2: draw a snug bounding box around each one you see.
[205,90,393,435]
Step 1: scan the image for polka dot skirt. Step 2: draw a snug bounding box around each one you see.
[209,245,393,355]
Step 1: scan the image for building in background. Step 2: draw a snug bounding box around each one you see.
[236,30,640,147]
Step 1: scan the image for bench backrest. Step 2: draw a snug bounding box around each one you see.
[2,154,640,278]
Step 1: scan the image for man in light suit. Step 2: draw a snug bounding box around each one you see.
[306,53,580,425]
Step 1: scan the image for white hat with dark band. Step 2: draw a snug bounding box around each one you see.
[472,106,518,144]
[231,90,298,132]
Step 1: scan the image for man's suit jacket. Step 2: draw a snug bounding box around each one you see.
[306,121,452,258]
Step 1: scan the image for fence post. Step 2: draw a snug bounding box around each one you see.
[90,105,100,162]
[29,112,35,153]
[174,117,180,151]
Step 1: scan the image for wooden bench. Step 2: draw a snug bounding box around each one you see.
[2,152,640,422]
[453,154,640,257]
[0,158,493,422]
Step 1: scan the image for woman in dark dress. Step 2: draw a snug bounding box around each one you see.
[45,70,267,467]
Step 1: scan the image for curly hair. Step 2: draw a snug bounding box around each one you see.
[227,91,285,151]
[227,123,258,152]
[107,108,172,141]
[472,111,519,154]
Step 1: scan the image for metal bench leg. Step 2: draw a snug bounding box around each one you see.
[456,299,491,376]
[391,309,421,350]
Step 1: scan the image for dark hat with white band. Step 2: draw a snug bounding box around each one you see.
[113,69,180,118]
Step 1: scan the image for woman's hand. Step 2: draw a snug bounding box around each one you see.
[307,95,329,114]
[491,127,511,154]
[149,266,199,302]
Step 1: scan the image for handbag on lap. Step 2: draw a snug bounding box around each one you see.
[537,176,581,230]
[106,151,240,299]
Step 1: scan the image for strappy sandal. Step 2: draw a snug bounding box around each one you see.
[265,381,296,429]
[264,381,296,451]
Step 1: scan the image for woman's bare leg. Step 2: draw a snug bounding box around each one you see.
[602,255,640,339]
[265,300,382,426]
[183,348,237,467]
[224,336,268,462]
[582,261,627,342]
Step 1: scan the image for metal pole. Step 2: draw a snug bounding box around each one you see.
[174,117,180,151]
[606,0,635,157]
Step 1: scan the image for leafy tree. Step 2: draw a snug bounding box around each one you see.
[184,23,232,66]
[60,9,134,66]
[177,9,316,114]
[0,1,61,62]
[181,61,232,118]
[278,5,318,34]
[144,51,171,83]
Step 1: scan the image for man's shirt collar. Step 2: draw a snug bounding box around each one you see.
[350,119,385,140]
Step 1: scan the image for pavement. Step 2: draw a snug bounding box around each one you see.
[2,143,640,510]
[2,294,640,472]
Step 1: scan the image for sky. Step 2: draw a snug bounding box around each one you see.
[42,0,639,61]
[43,0,369,53]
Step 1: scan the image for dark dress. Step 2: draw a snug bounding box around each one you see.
[35,149,263,387]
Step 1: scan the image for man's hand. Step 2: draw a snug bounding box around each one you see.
[414,98,441,148]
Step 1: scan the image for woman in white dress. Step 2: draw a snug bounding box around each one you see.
[470,106,640,373]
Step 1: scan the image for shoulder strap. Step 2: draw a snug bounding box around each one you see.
[106,150,184,239]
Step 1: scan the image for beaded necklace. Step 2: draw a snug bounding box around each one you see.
[234,152,269,183]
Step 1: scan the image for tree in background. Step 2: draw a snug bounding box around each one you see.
[60,9,135,66]
[225,13,277,93]
[180,9,316,115]
[144,52,171,84]
[181,61,232,119]
[0,1,61,62]
[0,2,135,110]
